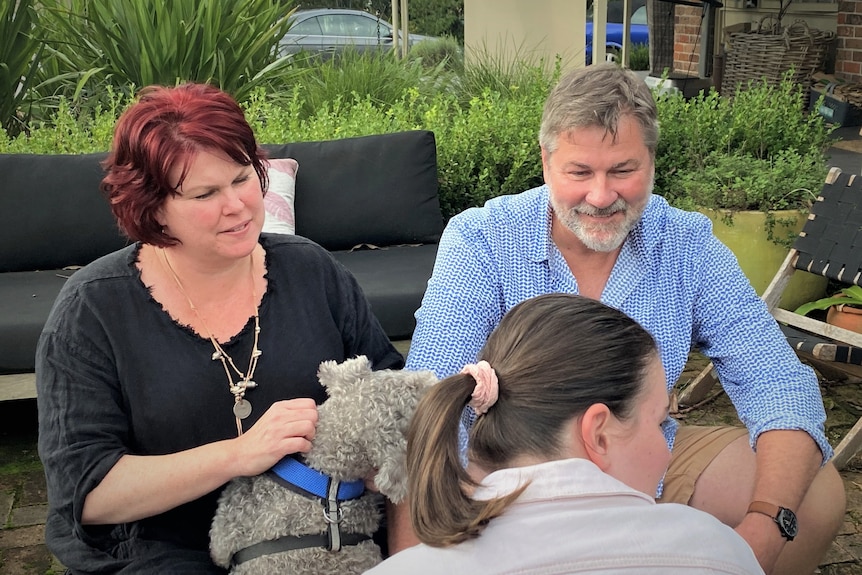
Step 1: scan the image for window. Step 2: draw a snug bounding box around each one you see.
[291,17,322,36]
[587,0,647,23]
[318,14,388,38]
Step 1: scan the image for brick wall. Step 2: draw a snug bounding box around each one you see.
[674,6,702,74]
[836,0,862,82]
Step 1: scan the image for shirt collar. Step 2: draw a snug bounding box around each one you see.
[529,186,553,263]
[473,458,654,505]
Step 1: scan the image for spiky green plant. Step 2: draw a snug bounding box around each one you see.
[287,48,450,119]
[0,0,43,136]
[32,0,302,109]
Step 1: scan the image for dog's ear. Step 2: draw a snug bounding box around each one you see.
[368,370,437,503]
[316,355,372,397]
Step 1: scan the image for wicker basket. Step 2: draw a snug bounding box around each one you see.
[721,16,834,98]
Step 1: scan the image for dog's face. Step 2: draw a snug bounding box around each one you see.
[304,356,436,503]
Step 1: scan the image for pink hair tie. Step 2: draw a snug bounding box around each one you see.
[461,360,499,415]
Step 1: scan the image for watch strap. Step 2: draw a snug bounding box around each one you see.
[747,500,780,519]
[747,500,797,541]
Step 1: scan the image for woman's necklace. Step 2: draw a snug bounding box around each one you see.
[160,247,262,437]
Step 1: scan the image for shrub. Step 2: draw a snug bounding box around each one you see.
[654,72,833,217]
[285,48,451,120]
[406,0,464,41]
[29,0,301,116]
[247,86,545,218]
[455,42,559,105]
[408,35,464,74]
[628,43,649,71]
[1,51,831,232]
[0,0,43,136]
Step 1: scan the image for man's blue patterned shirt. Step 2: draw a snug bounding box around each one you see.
[406,186,831,464]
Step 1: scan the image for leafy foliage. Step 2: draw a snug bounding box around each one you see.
[407,0,464,41]
[0,0,42,136]
[408,35,464,74]
[455,42,560,106]
[285,48,451,120]
[628,43,649,71]
[245,81,548,218]
[31,0,301,111]
[668,150,824,213]
[2,59,551,220]
[796,285,862,316]
[654,73,833,220]
[1,26,830,229]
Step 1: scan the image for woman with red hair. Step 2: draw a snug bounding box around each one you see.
[36,83,404,573]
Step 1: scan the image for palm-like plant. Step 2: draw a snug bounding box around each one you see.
[34,0,302,108]
[795,285,862,317]
[0,0,43,136]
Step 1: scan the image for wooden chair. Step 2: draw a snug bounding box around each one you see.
[677,167,862,469]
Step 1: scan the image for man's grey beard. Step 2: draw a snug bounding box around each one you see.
[550,185,652,253]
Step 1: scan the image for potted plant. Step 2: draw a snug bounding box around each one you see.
[795,285,862,334]
[653,73,834,310]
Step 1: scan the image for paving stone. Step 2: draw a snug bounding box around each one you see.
[0,525,45,550]
[0,543,57,575]
[10,505,47,529]
[840,535,862,563]
[838,518,859,536]
[17,471,47,507]
[822,537,857,565]
[0,490,13,529]
[819,563,862,575]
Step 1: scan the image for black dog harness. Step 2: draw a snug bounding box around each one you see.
[229,456,370,568]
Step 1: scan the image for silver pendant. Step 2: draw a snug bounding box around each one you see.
[233,399,252,419]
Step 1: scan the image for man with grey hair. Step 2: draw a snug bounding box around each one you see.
[406,63,844,575]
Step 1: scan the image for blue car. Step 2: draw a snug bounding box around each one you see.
[585,0,649,64]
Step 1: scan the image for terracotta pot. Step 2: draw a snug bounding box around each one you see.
[827,303,862,334]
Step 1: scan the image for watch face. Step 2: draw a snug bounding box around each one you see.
[777,508,799,538]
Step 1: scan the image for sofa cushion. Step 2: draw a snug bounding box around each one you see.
[0,269,74,373]
[262,158,298,235]
[263,130,444,252]
[332,243,438,341]
[0,153,128,273]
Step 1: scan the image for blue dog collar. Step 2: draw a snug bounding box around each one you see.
[269,457,366,501]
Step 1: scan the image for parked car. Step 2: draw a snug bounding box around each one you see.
[585,0,649,64]
[278,8,435,57]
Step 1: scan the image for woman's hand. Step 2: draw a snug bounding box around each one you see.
[234,398,318,477]
[364,470,380,492]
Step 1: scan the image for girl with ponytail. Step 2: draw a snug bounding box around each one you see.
[366,294,763,574]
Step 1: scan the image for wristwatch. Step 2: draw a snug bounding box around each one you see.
[747,501,798,541]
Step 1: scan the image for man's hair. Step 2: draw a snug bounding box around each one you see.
[539,63,659,158]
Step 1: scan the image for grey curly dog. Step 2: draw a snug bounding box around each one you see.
[210,355,436,574]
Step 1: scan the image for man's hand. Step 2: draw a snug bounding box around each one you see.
[735,511,786,574]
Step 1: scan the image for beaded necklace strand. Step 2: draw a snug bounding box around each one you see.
[160,247,262,437]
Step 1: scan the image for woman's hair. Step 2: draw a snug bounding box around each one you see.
[538,63,659,159]
[100,83,268,246]
[407,293,658,546]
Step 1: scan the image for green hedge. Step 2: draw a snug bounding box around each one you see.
[0,71,833,223]
[0,84,547,220]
